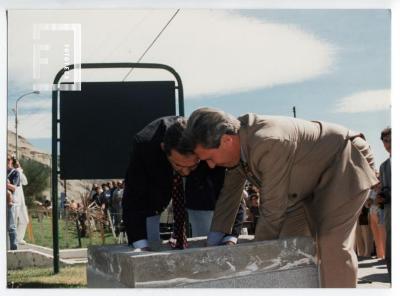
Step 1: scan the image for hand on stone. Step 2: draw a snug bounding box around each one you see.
[224,241,236,246]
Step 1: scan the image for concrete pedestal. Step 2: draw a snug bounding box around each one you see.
[87,236,319,288]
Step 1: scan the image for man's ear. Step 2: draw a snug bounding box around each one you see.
[160,142,165,151]
[220,134,232,147]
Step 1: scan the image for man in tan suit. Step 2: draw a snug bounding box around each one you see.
[183,107,378,288]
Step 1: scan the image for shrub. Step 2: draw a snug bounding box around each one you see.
[19,158,50,208]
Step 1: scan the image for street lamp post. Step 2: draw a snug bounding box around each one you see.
[14,91,40,159]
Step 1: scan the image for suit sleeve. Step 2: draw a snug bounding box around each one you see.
[211,166,245,238]
[253,138,296,241]
[210,166,246,234]
[229,198,246,237]
[122,139,149,244]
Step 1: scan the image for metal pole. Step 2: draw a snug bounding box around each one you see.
[64,180,67,197]
[51,87,59,274]
[14,106,17,157]
[293,106,297,118]
[14,91,40,159]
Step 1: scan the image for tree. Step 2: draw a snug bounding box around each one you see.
[19,158,50,208]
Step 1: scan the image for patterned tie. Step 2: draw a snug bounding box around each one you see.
[170,173,188,249]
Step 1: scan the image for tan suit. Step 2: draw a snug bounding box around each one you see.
[211,114,378,287]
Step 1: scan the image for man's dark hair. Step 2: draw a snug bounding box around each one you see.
[163,117,193,156]
[380,127,391,141]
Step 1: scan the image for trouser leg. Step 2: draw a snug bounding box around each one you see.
[355,222,363,256]
[317,190,369,288]
[279,202,312,238]
[384,204,391,277]
[370,212,385,258]
[16,222,28,243]
[7,205,18,250]
[146,215,161,242]
[360,225,373,257]
[16,206,29,243]
[318,223,358,287]
[187,209,214,237]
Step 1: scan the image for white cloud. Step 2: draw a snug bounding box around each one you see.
[140,11,336,97]
[8,10,335,99]
[334,89,391,113]
[7,10,336,139]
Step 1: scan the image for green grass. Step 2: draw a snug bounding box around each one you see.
[7,265,87,288]
[26,215,117,249]
[8,215,115,288]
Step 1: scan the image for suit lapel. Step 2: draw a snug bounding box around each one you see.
[238,114,262,188]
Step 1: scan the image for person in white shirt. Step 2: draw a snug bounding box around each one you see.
[13,160,29,244]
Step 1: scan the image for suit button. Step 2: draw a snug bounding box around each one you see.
[289,193,297,199]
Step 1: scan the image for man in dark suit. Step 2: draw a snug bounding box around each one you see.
[122,116,244,251]
[377,127,391,278]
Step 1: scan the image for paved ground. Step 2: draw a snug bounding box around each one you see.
[357,256,391,288]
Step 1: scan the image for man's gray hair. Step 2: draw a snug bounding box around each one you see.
[185,107,240,149]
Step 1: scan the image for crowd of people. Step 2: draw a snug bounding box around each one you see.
[242,183,260,235]
[88,181,125,229]
[64,179,260,241]
[61,181,125,237]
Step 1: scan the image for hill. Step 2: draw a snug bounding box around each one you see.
[7,130,119,202]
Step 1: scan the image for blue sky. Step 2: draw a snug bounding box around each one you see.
[7,9,391,164]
